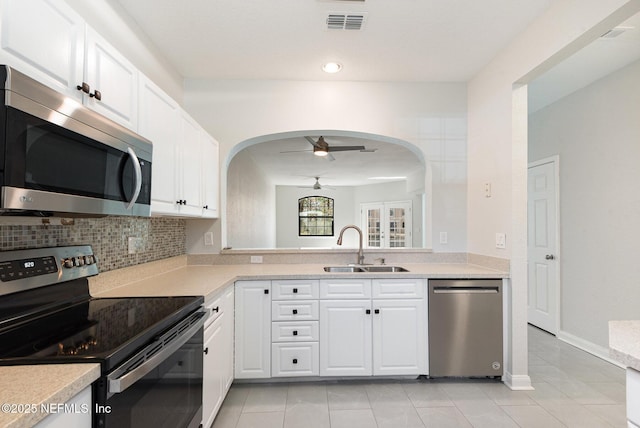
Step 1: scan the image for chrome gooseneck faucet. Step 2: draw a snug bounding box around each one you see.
[337,224,365,265]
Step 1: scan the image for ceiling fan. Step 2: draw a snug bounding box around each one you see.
[280,136,377,160]
[297,177,335,190]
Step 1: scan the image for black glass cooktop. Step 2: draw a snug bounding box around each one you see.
[0,294,202,372]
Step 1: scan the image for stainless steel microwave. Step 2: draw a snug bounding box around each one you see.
[0,65,152,217]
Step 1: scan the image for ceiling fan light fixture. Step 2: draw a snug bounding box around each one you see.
[322,62,342,73]
[313,146,329,156]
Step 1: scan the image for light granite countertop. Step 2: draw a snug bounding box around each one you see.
[91,262,509,302]
[609,320,640,371]
[2,259,507,428]
[0,364,100,428]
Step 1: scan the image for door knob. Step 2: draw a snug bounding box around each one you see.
[545,254,555,260]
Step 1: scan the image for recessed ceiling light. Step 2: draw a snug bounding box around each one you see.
[322,62,342,73]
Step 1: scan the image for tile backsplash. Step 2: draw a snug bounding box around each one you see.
[0,216,186,272]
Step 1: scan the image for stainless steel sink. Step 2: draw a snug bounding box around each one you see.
[323,266,367,272]
[363,266,409,272]
[323,266,409,273]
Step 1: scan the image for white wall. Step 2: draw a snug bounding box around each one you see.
[183,80,468,252]
[226,150,276,248]
[467,0,640,389]
[276,186,357,249]
[529,59,640,350]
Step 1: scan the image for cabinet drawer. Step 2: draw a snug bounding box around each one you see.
[320,279,372,299]
[272,279,319,299]
[372,278,425,299]
[272,321,319,342]
[272,300,319,321]
[205,295,223,327]
[271,342,319,377]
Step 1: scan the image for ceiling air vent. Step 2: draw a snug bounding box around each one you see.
[326,13,367,30]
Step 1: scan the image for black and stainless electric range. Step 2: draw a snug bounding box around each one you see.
[0,245,206,428]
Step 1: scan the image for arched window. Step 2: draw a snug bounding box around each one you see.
[298,196,334,236]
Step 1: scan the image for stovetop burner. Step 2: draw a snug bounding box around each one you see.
[0,246,203,372]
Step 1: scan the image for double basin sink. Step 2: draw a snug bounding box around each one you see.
[323,265,409,273]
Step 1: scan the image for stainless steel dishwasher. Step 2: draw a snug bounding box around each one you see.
[428,279,503,377]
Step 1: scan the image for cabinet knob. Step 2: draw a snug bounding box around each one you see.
[366,309,371,315]
[374,309,380,314]
[293,288,298,294]
[292,358,298,364]
[292,309,298,315]
[76,82,90,94]
[264,289,269,294]
[212,306,219,313]
[293,330,298,336]
[89,89,102,101]
[203,205,209,210]
[545,254,555,260]
[204,348,209,355]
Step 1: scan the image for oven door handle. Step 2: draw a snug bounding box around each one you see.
[107,310,206,395]
[125,147,143,211]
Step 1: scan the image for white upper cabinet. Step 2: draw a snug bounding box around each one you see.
[0,0,138,130]
[138,74,180,214]
[0,0,85,100]
[179,111,204,216]
[201,132,219,218]
[84,27,138,129]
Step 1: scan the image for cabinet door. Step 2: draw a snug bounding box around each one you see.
[372,299,426,376]
[84,27,138,129]
[178,112,203,216]
[319,300,371,376]
[203,316,224,428]
[35,386,91,428]
[0,0,85,100]
[139,74,180,215]
[235,281,271,378]
[201,132,219,218]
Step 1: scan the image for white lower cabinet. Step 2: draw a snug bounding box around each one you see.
[319,278,427,377]
[234,278,427,380]
[629,368,640,427]
[202,287,234,428]
[34,386,91,428]
[234,281,271,379]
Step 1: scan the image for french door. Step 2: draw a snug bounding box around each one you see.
[360,201,412,248]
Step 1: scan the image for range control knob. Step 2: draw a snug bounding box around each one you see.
[85,255,95,265]
[62,258,74,268]
[76,257,85,266]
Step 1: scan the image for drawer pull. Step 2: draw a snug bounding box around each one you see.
[293,330,298,336]
[212,306,220,313]
[292,358,298,364]
[293,288,298,293]
[292,309,298,315]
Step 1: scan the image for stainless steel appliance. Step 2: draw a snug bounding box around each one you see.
[428,279,503,377]
[0,246,205,428]
[0,65,152,217]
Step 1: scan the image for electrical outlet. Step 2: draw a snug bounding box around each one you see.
[250,255,263,264]
[204,232,214,246]
[128,237,143,254]
[495,233,506,249]
[484,182,492,198]
[439,232,448,244]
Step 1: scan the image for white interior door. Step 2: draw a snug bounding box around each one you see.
[527,158,559,334]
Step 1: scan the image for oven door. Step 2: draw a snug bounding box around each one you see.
[95,310,205,428]
[1,105,152,216]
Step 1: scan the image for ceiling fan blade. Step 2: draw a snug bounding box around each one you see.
[280,149,312,154]
[304,136,322,148]
[326,145,366,152]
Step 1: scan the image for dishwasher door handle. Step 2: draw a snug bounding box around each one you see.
[433,286,499,294]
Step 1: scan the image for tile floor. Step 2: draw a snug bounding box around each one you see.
[211,326,627,428]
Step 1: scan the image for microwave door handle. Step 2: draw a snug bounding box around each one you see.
[125,147,143,211]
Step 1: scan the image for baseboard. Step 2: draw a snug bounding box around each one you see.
[503,371,534,390]
[557,330,625,368]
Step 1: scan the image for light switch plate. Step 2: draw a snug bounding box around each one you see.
[495,233,506,249]
[204,232,214,246]
[439,232,448,244]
